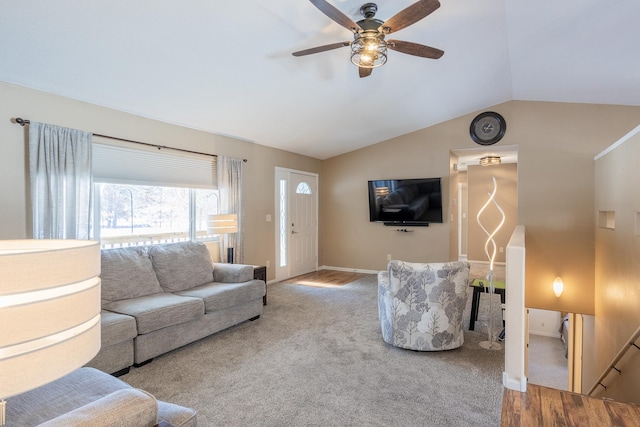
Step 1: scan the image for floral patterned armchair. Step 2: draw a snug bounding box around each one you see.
[378,260,470,351]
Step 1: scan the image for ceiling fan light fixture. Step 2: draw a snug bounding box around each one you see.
[292,1,444,77]
[351,33,387,68]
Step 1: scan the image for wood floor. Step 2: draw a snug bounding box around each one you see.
[501,383,640,426]
[283,269,371,288]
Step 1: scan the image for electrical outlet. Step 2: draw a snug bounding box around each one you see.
[266,260,270,268]
[499,247,504,253]
[387,254,392,261]
[266,214,272,222]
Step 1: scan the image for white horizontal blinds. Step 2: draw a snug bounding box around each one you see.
[92,141,217,189]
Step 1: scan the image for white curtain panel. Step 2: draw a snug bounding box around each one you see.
[217,156,244,263]
[28,122,93,239]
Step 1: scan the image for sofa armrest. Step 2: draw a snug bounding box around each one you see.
[38,389,158,427]
[213,263,254,282]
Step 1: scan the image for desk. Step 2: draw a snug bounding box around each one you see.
[469,278,505,331]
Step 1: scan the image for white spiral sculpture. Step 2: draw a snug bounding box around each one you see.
[476,176,505,350]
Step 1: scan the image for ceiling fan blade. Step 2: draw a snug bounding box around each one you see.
[292,41,351,57]
[387,40,444,59]
[380,0,440,34]
[359,67,373,78]
[309,0,361,32]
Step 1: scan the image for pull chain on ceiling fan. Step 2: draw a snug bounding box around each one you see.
[292,0,444,78]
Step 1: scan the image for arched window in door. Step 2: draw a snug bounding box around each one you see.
[296,182,312,195]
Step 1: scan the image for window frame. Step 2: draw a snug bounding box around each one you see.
[93,183,220,249]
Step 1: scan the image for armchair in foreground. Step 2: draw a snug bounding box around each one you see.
[378,260,471,351]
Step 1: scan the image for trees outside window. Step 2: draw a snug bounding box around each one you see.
[95,183,218,248]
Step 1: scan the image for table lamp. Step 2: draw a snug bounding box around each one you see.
[207,214,238,263]
[0,239,101,425]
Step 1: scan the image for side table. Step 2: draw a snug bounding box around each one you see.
[253,265,267,305]
[469,278,506,331]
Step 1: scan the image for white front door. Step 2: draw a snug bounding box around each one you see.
[289,172,317,277]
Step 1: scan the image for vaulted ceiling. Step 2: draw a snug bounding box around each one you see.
[1,1,638,159]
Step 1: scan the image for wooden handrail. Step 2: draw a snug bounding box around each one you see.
[587,324,640,395]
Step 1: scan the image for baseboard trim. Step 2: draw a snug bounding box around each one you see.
[503,372,528,391]
[319,265,379,275]
[529,331,562,339]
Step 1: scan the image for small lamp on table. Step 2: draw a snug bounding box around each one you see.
[207,213,238,263]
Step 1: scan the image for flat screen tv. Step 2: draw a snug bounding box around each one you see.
[368,178,443,226]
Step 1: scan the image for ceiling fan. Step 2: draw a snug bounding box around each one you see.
[292,0,444,78]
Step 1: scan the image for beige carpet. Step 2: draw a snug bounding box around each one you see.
[528,334,569,390]
[122,275,505,426]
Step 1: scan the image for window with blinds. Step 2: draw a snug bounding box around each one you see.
[91,142,219,248]
[92,142,217,188]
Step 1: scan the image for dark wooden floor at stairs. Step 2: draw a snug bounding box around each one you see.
[501,383,640,426]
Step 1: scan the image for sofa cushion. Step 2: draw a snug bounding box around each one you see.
[6,368,147,426]
[176,279,266,312]
[101,247,163,302]
[157,400,199,427]
[6,367,197,427]
[103,293,204,335]
[38,388,158,427]
[212,263,254,283]
[149,241,214,292]
[100,310,137,347]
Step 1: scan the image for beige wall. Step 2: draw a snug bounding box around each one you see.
[588,127,640,404]
[4,81,640,317]
[511,102,640,315]
[320,121,456,270]
[322,101,640,315]
[0,82,322,281]
[467,163,518,264]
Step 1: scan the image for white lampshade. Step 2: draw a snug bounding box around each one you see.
[0,239,101,402]
[207,214,238,234]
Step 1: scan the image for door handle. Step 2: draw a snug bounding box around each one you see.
[292,230,298,234]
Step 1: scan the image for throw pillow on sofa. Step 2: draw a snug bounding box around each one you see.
[101,247,164,302]
[149,241,214,292]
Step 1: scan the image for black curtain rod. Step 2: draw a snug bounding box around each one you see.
[14,117,247,162]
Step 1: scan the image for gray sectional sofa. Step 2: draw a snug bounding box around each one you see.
[86,240,266,374]
[4,241,263,426]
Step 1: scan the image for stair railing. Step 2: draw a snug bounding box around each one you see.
[587,324,640,396]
